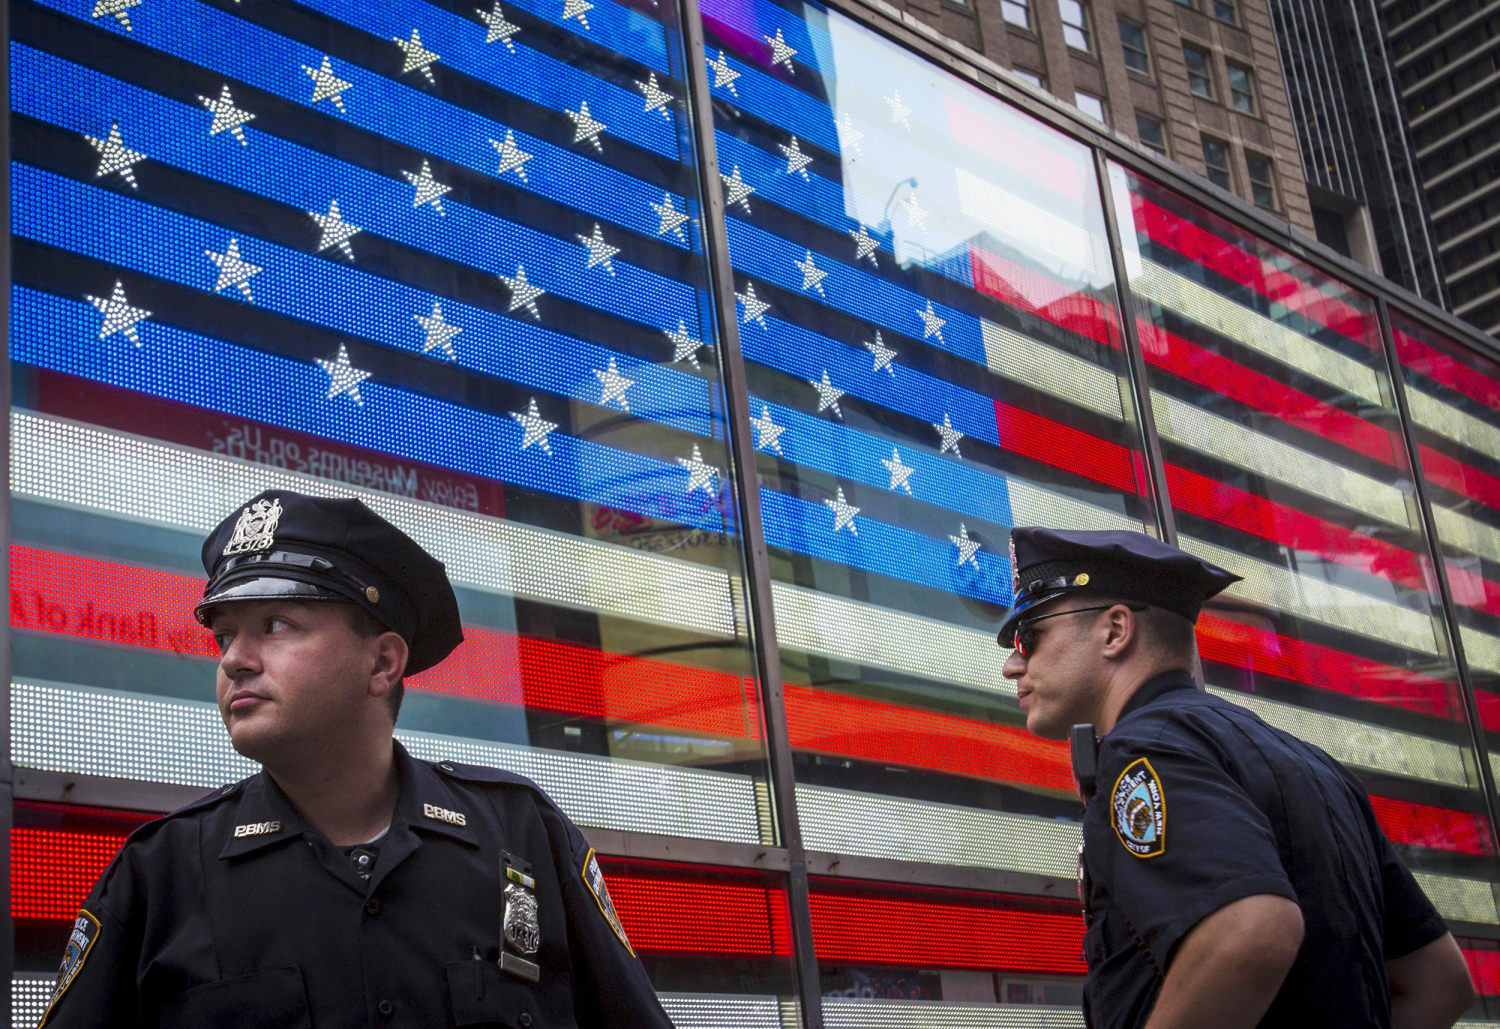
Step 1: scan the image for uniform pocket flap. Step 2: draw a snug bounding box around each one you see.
[445,959,541,1027]
[161,965,310,1028]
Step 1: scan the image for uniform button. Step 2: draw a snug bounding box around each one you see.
[519,1014,532,1027]
[365,898,382,916]
[376,999,395,1018]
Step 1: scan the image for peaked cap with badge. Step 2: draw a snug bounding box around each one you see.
[195,490,463,674]
[998,527,1241,642]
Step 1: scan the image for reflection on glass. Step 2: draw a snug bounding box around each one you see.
[699,0,1152,1007]
[1109,164,1499,935]
[7,0,792,1007]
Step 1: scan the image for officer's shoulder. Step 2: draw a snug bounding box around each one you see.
[430,758,555,802]
[1099,695,1224,762]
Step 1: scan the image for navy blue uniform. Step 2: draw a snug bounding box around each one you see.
[39,743,673,1028]
[1079,672,1448,1028]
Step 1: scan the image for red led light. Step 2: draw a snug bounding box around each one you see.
[1368,796,1494,857]
[596,864,794,957]
[1464,949,1500,995]
[968,246,1120,348]
[11,828,128,919]
[1393,328,1500,418]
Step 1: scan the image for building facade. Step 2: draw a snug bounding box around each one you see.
[6,0,1500,1025]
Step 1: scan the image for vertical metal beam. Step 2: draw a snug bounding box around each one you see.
[673,6,824,1026]
[1092,151,1179,547]
[1,0,15,1005]
[1374,297,1500,853]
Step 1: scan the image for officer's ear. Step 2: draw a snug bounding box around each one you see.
[1100,604,1138,659]
[366,631,410,699]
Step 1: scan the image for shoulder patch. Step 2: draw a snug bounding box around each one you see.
[1111,757,1166,858]
[38,910,101,1026]
[581,848,636,958]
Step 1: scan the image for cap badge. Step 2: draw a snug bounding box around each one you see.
[1008,537,1020,596]
[1075,573,1090,586]
[222,498,283,556]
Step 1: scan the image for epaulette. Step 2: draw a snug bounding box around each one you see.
[431,759,550,798]
[141,777,250,830]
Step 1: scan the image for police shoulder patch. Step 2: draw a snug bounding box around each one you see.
[581,848,635,958]
[1110,757,1166,858]
[39,909,101,1026]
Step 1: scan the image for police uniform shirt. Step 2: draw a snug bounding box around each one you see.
[40,742,674,1028]
[1080,671,1448,1028]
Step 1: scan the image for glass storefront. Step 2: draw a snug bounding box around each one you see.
[6,0,1500,1021]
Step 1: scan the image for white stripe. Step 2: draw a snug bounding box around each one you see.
[1207,687,1468,787]
[1152,394,1411,528]
[1430,502,1500,595]
[12,977,56,1029]
[1406,385,1500,469]
[1130,260,1382,405]
[797,783,1079,878]
[978,319,1123,418]
[1182,535,1445,656]
[11,681,764,843]
[824,1000,1084,1027]
[1412,870,1500,925]
[1005,483,1146,536]
[956,168,1097,275]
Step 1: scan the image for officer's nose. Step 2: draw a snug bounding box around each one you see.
[1002,649,1026,679]
[218,632,261,679]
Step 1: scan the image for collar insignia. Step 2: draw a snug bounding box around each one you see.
[1111,757,1165,858]
[222,498,283,556]
[233,820,282,838]
[422,802,467,826]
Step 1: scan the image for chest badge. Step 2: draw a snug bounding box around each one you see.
[1111,757,1166,858]
[504,883,541,956]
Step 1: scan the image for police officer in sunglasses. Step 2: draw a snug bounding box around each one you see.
[998,527,1473,1029]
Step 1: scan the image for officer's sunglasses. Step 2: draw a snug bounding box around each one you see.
[1010,604,1145,657]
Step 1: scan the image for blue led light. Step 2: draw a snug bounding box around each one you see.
[13,47,697,333]
[449,0,670,72]
[14,287,728,533]
[758,487,1010,605]
[12,163,717,438]
[24,1,685,215]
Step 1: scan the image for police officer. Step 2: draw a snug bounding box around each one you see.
[39,490,676,1028]
[998,527,1475,1029]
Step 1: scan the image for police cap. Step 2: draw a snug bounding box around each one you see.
[997,527,1241,642]
[194,490,463,675]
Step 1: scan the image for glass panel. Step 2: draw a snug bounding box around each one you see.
[1135,113,1167,156]
[7,0,794,1004]
[1183,45,1213,98]
[1001,0,1030,29]
[1110,166,1499,928]
[1201,136,1231,189]
[1073,92,1105,123]
[1059,0,1090,52]
[1227,63,1255,114]
[697,0,1153,1008]
[1118,18,1149,75]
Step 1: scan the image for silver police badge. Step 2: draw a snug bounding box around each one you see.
[222,498,283,556]
[503,883,540,956]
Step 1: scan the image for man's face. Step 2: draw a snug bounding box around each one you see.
[209,600,374,765]
[1001,597,1108,740]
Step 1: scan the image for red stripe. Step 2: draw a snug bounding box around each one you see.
[969,244,1120,348]
[1418,440,1500,513]
[1127,191,1373,345]
[1367,796,1493,858]
[1465,949,1500,995]
[1394,327,1500,417]
[991,399,1141,493]
[944,96,1086,203]
[11,828,130,919]
[596,860,795,957]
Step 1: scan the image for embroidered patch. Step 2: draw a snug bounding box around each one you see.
[1111,757,1166,858]
[581,848,635,957]
[39,909,101,1026]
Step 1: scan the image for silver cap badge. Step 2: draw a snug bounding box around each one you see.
[222,498,283,556]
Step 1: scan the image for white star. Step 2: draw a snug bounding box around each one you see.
[884,89,912,129]
[809,370,844,419]
[676,444,720,494]
[848,224,879,267]
[950,524,983,569]
[93,0,140,30]
[736,283,770,329]
[917,299,946,343]
[824,487,860,534]
[666,319,706,367]
[392,28,441,85]
[777,136,813,181]
[198,85,255,144]
[304,55,354,114]
[750,406,785,455]
[205,238,262,301]
[795,250,827,296]
[87,281,151,346]
[316,343,373,405]
[899,191,928,231]
[707,51,741,95]
[415,300,462,358]
[577,223,620,275]
[652,191,689,242]
[308,198,361,260]
[933,413,964,456]
[402,159,451,214]
[562,0,592,28]
[566,101,607,152]
[84,123,146,189]
[864,330,897,375]
[489,130,534,182]
[721,165,754,214]
[510,397,558,454]
[636,73,673,119]
[594,357,634,410]
[882,448,914,494]
[476,2,521,50]
[498,265,545,319]
[765,28,797,72]
[837,112,864,155]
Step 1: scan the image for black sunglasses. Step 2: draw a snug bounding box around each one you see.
[1009,604,1146,657]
